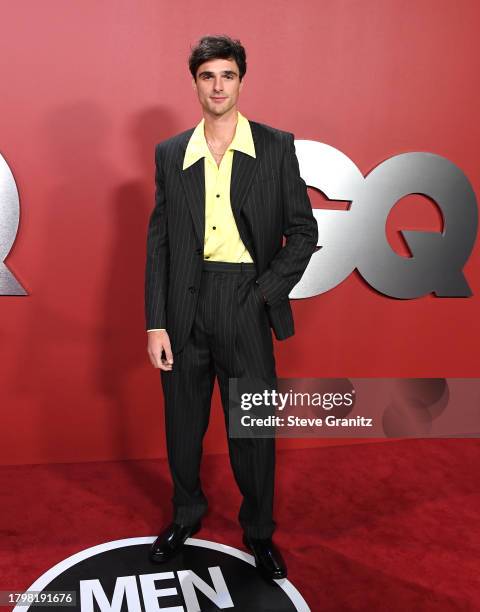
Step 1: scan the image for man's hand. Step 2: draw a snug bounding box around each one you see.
[254,281,267,304]
[147,330,174,371]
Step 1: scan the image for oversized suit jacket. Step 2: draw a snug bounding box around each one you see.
[145,119,318,354]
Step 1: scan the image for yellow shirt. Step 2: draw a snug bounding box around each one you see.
[183,110,255,263]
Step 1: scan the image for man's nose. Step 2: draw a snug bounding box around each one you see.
[213,77,223,92]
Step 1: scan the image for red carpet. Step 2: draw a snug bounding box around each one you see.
[1,440,479,611]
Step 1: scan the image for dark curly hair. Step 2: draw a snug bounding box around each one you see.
[188,35,247,81]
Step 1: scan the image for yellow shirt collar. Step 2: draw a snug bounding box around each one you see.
[183,110,256,170]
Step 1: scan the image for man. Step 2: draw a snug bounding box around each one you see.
[145,35,318,581]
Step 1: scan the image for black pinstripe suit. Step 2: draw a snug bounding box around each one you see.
[145,119,318,538]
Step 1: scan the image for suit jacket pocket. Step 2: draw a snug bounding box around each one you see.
[266,299,295,341]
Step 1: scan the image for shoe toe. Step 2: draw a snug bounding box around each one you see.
[149,521,201,564]
[271,566,287,580]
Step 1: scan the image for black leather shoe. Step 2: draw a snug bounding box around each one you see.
[149,521,201,563]
[243,534,287,580]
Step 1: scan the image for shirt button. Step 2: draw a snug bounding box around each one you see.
[216,194,220,198]
[212,226,216,230]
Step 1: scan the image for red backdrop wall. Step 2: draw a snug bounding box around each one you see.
[1,0,479,465]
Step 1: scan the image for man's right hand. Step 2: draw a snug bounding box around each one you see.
[147,330,174,371]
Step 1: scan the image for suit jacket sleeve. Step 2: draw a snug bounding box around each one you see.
[256,132,318,306]
[145,143,169,330]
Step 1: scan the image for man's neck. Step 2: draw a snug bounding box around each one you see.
[203,107,238,143]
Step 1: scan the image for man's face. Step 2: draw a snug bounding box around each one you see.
[192,57,243,117]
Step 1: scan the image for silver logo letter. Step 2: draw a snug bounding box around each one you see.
[0,152,26,295]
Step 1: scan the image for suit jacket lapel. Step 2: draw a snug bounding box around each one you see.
[230,120,262,226]
[178,129,205,248]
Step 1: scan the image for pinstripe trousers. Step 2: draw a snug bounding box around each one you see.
[160,260,277,539]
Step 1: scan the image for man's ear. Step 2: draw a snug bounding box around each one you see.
[192,78,197,92]
[239,79,244,92]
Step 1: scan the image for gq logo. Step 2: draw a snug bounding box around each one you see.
[0,151,26,295]
[291,142,478,299]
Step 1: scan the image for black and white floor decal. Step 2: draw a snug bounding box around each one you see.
[15,537,310,611]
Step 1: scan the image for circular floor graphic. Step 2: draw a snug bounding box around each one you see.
[15,537,310,611]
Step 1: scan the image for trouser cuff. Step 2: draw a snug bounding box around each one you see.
[242,522,276,539]
[174,503,207,526]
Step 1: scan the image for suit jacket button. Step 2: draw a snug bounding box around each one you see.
[196,247,202,255]
[188,286,196,293]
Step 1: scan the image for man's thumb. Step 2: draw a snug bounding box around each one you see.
[165,346,174,364]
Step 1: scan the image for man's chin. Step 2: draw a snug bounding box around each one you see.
[210,104,228,114]
[204,101,235,116]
